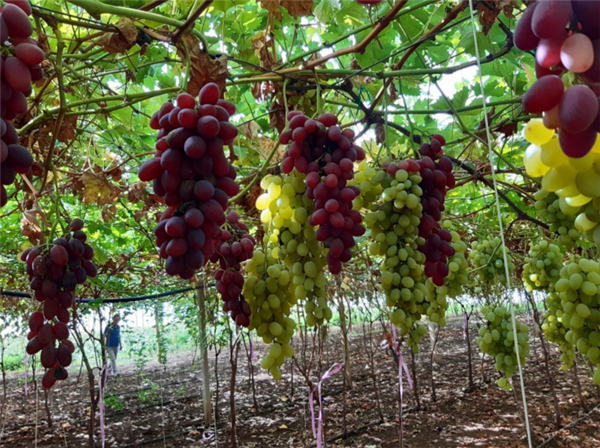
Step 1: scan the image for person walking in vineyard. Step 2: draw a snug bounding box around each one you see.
[104,314,122,376]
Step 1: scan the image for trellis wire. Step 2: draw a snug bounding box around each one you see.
[466,1,533,447]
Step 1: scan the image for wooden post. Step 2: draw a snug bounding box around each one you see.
[196,287,213,426]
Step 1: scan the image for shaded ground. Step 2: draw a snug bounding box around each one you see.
[1,316,599,448]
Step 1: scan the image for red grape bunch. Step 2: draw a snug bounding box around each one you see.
[515,1,599,158]
[414,136,457,286]
[211,211,256,327]
[138,83,241,277]
[153,201,213,280]
[23,218,97,389]
[1,0,45,207]
[279,111,366,274]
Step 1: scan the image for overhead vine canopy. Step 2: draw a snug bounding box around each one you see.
[2,0,540,299]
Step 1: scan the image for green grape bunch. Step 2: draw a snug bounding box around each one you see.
[534,190,581,249]
[551,258,600,384]
[255,173,332,326]
[285,83,319,117]
[244,250,296,380]
[469,237,516,284]
[477,305,530,391]
[522,239,564,292]
[365,166,434,336]
[350,160,385,212]
[542,291,576,369]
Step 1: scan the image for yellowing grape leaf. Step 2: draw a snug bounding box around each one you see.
[79,172,119,206]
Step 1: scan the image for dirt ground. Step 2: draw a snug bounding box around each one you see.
[1,316,599,448]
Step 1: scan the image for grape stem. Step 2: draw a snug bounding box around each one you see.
[171,0,214,45]
[230,140,280,204]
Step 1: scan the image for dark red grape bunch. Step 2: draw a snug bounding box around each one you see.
[211,211,255,327]
[23,218,96,388]
[514,1,600,158]
[279,111,366,274]
[416,135,456,287]
[139,83,240,279]
[0,0,45,207]
[154,201,216,279]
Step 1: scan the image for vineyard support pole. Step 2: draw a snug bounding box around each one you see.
[196,287,213,426]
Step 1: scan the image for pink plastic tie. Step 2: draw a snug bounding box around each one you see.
[309,363,343,448]
[98,367,107,447]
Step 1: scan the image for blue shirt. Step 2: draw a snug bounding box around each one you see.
[105,324,121,348]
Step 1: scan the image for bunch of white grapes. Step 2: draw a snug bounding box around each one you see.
[533,190,581,249]
[365,167,438,335]
[244,250,296,380]
[525,129,600,247]
[542,291,576,370]
[551,257,600,385]
[477,305,530,391]
[350,160,385,211]
[255,173,332,326]
[469,237,516,284]
[522,239,564,292]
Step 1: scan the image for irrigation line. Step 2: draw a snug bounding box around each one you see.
[535,402,600,448]
[0,284,214,303]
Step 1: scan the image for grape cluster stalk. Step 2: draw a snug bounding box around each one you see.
[279,111,366,274]
[1,0,45,207]
[23,219,97,388]
[515,0,599,158]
